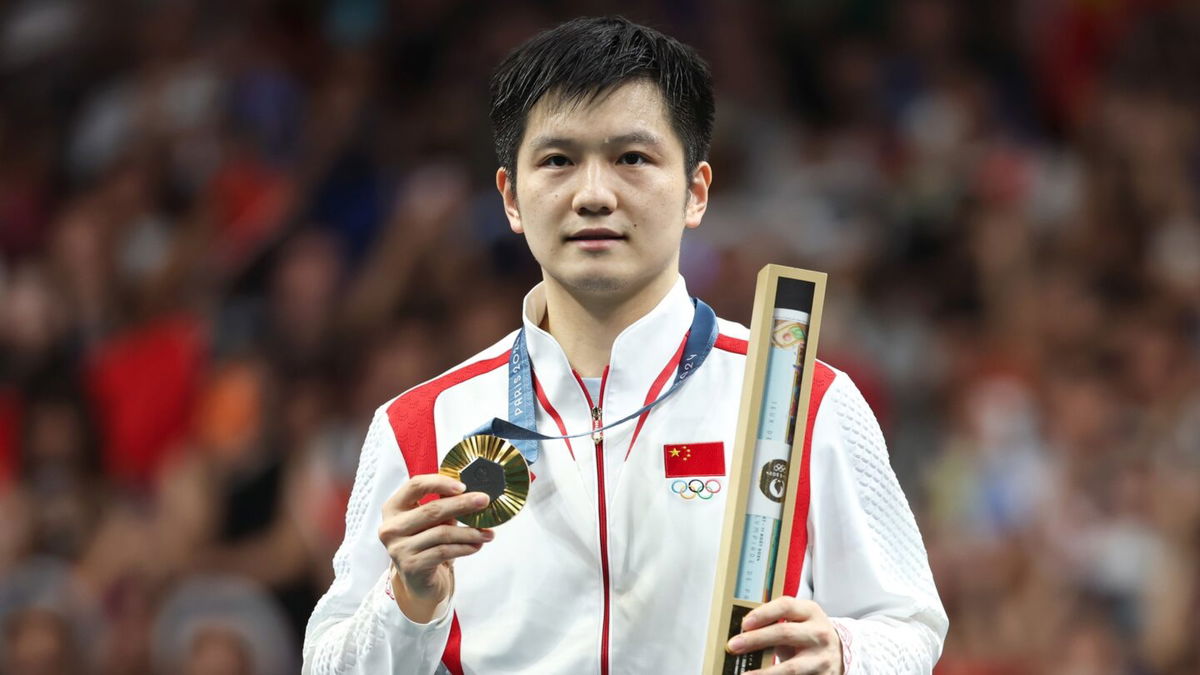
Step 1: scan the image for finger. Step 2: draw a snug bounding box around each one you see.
[414,491,491,526]
[383,492,491,537]
[746,652,839,675]
[401,523,495,558]
[407,542,487,569]
[384,474,467,512]
[727,622,823,655]
[742,598,818,630]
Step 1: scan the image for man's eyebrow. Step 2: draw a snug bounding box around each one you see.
[527,132,666,153]
[528,136,578,153]
[605,132,665,147]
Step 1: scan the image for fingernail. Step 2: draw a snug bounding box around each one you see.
[726,637,743,653]
[472,493,490,507]
[452,481,466,493]
[481,529,495,540]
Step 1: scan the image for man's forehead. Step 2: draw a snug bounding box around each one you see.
[534,78,660,112]
[521,80,676,145]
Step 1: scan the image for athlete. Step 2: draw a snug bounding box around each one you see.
[304,17,947,674]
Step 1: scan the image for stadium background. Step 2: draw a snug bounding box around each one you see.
[1,0,1197,673]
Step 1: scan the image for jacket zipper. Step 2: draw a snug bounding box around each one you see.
[576,370,611,675]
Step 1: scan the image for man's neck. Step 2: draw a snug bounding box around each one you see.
[540,274,677,378]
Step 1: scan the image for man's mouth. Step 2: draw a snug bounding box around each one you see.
[565,228,626,242]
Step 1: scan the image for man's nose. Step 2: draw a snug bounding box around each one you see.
[571,162,617,215]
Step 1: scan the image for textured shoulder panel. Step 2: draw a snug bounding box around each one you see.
[305,409,398,673]
[825,374,940,604]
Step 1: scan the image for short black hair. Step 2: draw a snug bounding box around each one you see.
[489,16,714,187]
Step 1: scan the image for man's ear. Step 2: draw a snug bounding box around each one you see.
[684,161,712,230]
[496,168,522,234]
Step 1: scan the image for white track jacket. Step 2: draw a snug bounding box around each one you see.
[304,279,948,674]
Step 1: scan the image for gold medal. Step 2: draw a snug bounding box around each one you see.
[439,435,530,528]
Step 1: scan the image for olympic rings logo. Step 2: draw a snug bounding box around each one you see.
[670,478,723,500]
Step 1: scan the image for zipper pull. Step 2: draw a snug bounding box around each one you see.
[591,407,604,443]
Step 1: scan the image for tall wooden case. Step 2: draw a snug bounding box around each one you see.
[702,265,827,674]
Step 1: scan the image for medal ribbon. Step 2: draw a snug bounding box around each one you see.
[470,299,718,464]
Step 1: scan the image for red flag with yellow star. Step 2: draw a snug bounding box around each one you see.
[663,442,725,478]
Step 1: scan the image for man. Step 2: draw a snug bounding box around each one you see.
[304,17,946,674]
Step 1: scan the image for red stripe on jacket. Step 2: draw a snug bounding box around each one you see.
[783,362,836,597]
[624,335,688,461]
[386,351,511,477]
[443,614,464,675]
[385,350,510,675]
[714,334,749,354]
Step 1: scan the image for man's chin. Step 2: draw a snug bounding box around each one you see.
[562,274,627,295]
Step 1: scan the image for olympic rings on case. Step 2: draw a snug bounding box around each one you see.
[670,478,723,500]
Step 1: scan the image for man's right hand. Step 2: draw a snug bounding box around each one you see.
[378,474,493,622]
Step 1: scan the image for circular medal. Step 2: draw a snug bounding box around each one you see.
[439,435,530,528]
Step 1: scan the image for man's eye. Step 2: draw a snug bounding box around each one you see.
[618,152,647,165]
[542,155,571,167]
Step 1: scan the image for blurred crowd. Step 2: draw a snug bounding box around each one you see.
[0,0,1197,673]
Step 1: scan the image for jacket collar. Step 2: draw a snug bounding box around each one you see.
[521,277,695,435]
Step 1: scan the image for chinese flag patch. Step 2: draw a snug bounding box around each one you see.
[663,442,725,478]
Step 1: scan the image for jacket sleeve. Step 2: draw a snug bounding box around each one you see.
[807,373,949,674]
[302,408,455,674]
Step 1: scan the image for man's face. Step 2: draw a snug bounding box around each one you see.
[497,79,710,301]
